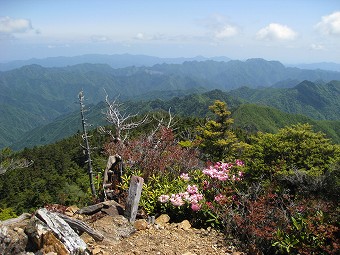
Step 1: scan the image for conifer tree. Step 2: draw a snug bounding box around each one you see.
[196,100,245,162]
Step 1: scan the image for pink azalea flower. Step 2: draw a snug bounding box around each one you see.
[158,194,170,203]
[180,173,190,181]
[214,194,225,202]
[191,203,202,211]
[179,192,190,201]
[187,184,198,194]
[170,194,185,207]
[235,159,245,167]
[203,180,210,190]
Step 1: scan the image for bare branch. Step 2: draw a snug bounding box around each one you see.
[100,92,149,143]
[148,108,176,142]
[0,158,34,175]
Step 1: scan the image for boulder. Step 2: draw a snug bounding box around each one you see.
[178,220,191,231]
[155,214,170,226]
[0,225,28,254]
[134,219,148,231]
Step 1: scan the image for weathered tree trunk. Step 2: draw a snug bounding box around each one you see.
[78,91,96,197]
[35,208,88,254]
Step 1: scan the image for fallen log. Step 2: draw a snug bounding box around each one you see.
[35,208,88,255]
[57,213,104,241]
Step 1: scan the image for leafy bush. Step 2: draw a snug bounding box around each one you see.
[273,203,339,254]
[244,123,340,186]
[104,126,201,180]
[0,207,18,221]
[121,160,246,228]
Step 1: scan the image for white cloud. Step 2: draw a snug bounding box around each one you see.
[315,11,340,36]
[0,16,32,33]
[135,32,145,40]
[256,23,297,41]
[214,25,238,39]
[134,32,167,41]
[91,35,110,42]
[198,14,239,40]
[47,44,70,49]
[310,43,325,50]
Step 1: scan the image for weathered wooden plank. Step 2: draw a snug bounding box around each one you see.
[124,176,144,223]
[35,208,88,255]
[57,213,104,241]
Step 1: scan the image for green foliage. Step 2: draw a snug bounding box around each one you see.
[5,81,340,150]
[0,133,101,214]
[232,103,340,143]
[0,207,18,221]
[244,123,340,183]
[196,100,246,161]
[140,174,186,215]
[273,210,339,255]
[126,160,246,229]
[229,80,340,121]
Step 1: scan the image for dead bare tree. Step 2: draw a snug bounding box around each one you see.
[0,158,33,175]
[147,107,176,143]
[99,93,148,198]
[99,94,148,144]
[78,90,96,197]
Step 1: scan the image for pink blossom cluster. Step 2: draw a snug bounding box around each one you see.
[180,173,190,181]
[158,194,170,203]
[214,194,227,204]
[202,161,244,181]
[159,183,203,211]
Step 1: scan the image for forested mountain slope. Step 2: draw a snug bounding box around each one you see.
[11,90,340,150]
[229,80,340,120]
[1,60,340,148]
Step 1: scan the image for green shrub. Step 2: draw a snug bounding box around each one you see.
[122,160,246,228]
[0,207,18,221]
[244,123,340,187]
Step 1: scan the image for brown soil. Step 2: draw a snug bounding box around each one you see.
[85,215,241,255]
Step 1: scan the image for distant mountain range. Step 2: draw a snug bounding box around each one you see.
[288,62,340,72]
[1,53,339,72]
[0,54,231,71]
[9,85,340,150]
[1,58,340,149]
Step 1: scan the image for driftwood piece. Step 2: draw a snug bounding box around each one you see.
[0,213,31,226]
[35,208,87,255]
[57,213,104,241]
[125,176,144,223]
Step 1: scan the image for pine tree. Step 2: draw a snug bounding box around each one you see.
[196,100,245,162]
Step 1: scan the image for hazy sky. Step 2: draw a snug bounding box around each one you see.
[0,0,339,63]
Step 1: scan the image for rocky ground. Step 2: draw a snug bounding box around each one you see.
[0,202,244,255]
[86,214,242,255]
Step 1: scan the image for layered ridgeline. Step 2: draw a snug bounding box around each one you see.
[1,58,340,148]
[10,85,340,150]
[0,54,232,71]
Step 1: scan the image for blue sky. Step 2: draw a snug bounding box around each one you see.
[0,0,339,63]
